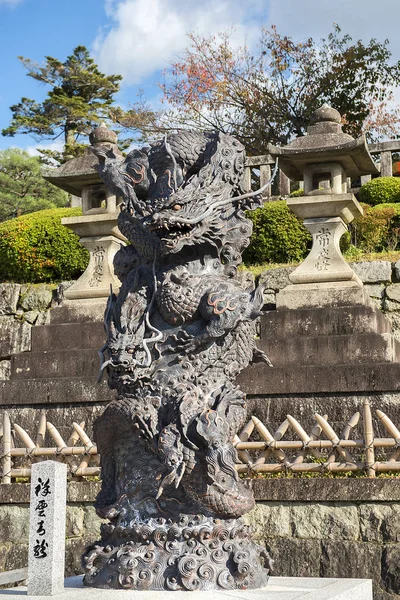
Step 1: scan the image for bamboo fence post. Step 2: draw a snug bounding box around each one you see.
[13,424,35,451]
[2,412,12,484]
[376,409,400,462]
[235,420,255,465]
[233,434,253,465]
[46,422,68,463]
[293,415,327,465]
[72,422,100,472]
[363,399,376,477]
[314,414,353,463]
[66,421,86,477]
[35,412,47,462]
[253,419,289,467]
[251,416,287,463]
[36,412,46,447]
[287,415,323,461]
[328,412,360,464]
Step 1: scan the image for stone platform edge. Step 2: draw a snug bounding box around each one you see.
[0,575,373,600]
[2,478,400,504]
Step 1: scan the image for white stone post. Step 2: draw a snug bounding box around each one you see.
[28,461,67,596]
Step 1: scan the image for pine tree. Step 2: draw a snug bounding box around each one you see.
[2,46,123,164]
[0,148,68,221]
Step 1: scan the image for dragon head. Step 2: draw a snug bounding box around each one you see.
[97,130,269,270]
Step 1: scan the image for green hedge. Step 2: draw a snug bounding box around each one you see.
[359,177,400,205]
[350,202,400,253]
[0,208,89,283]
[244,200,311,264]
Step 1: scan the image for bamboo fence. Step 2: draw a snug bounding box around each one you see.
[2,400,400,482]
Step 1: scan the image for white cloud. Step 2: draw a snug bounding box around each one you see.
[25,139,64,158]
[93,0,266,84]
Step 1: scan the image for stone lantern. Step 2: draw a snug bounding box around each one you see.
[268,104,379,309]
[42,125,126,304]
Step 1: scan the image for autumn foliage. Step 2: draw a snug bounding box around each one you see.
[162,25,400,154]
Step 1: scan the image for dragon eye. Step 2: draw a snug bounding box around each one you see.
[126,347,135,354]
[172,204,182,211]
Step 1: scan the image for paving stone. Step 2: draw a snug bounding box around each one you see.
[243,502,291,540]
[19,284,53,312]
[290,503,359,540]
[0,316,31,357]
[350,261,392,283]
[359,503,400,543]
[0,284,20,315]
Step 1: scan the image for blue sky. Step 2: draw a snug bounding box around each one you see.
[1,0,400,155]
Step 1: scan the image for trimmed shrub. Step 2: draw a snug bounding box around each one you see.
[351,203,400,253]
[289,188,305,197]
[244,200,311,264]
[359,176,400,205]
[0,208,89,283]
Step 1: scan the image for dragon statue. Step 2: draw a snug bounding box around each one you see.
[82,129,274,591]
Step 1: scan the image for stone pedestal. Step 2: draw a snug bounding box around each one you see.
[289,217,361,285]
[277,280,368,310]
[276,194,366,309]
[61,214,125,301]
[268,104,379,311]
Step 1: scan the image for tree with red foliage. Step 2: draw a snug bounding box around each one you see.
[161,25,400,154]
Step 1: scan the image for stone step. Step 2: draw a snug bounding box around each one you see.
[32,322,105,351]
[260,306,392,339]
[258,332,400,366]
[2,361,400,407]
[0,377,112,406]
[11,349,101,380]
[49,301,106,324]
[238,361,400,395]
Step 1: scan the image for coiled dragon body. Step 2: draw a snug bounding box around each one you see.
[82,130,273,590]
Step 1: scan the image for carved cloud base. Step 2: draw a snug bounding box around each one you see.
[82,516,271,591]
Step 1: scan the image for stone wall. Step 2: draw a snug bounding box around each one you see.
[0,480,399,599]
[0,282,67,381]
[2,259,400,383]
[258,259,400,337]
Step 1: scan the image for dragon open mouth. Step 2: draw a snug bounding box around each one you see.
[147,219,196,250]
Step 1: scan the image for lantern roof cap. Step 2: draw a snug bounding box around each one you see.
[268,104,379,179]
